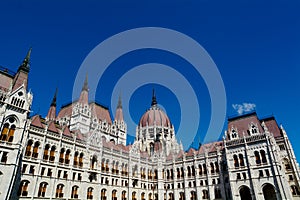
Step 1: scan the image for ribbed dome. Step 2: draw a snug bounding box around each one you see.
[139,90,171,128]
[139,106,171,127]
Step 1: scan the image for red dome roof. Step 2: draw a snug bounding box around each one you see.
[139,106,171,127]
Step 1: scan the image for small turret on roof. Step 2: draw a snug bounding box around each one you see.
[46,88,58,121]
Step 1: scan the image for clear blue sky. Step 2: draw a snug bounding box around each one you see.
[0,0,299,159]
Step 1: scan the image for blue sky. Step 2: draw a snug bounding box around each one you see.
[0,0,299,159]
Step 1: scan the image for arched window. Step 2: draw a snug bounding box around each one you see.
[38,182,48,197]
[121,190,126,200]
[177,168,180,178]
[18,180,29,197]
[105,160,109,172]
[25,140,33,157]
[87,187,93,199]
[154,169,158,180]
[215,162,219,173]
[101,189,107,200]
[187,166,191,177]
[112,190,117,200]
[1,117,17,142]
[231,129,237,139]
[43,144,50,160]
[7,124,15,142]
[148,193,153,200]
[215,188,222,199]
[191,191,197,200]
[141,192,145,200]
[71,185,79,199]
[191,166,195,176]
[90,155,97,170]
[56,184,64,198]
[79,152,84,167]
[32,141,40,158]
[0,123,9,141]
[49,146,56,162]
[260,150,267,164]
[132,191,137,200]
[74,151,79,166]
[291,185,300,196]
[250,124,258,134]
[150,142,154,154]
[202,190,208,199]
[179,192,185,200]
[59,148,65,164]
[234,154,239,168]
[284,158,292,171]
[65,149,71,165]
[254,151,261,165]
[210,162,215,173]
[199,164,203,175]
[239,154,245,167]
[203,164,207,174]
[181,167,184,178]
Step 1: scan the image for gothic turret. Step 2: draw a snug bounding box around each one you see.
[46,88,57,122]
[12,48,31,91]
[114,94,127,145]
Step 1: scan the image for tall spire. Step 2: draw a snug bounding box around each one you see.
[12,48,31,91]
[82,73,88,91]
[19,47,31,72]
[151,89,157,106]
[117,93,122,109]
[115,94,124,121]
[46,88,57,121]
[79,73,89,104]
[50,88,58,107]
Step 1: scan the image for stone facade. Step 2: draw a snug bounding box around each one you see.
[0,50,299,200]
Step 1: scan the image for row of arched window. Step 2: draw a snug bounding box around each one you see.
[233,150,267,168]
[18,180,223,199]
[25,140,84,167]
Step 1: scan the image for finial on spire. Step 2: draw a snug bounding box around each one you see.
[50,88,58,107]
[82,73,88,91]
[151,89,157,106]
[19,47,32,72]
[117,93,122,109]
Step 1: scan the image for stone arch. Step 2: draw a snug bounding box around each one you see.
[262,183,277,200]
[239,185,252,200]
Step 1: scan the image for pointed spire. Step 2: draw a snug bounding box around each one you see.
[50,88,58,107]
[19,47,31,72]
[115,94,124,121]
[46,88,57,122]
[78,73,89,104]
[82,73,88,91]
[151,89,157,106]
[12,48,31,91]
[117,93,122,109]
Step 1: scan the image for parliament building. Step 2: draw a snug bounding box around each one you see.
[0,49,299,200]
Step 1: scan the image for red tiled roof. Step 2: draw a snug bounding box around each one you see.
[47,121,59,133]
[62,125,73,138]
[90,102,112,124]
[262,117,282,138]
[227,112,264,137]
[31,115,44,128]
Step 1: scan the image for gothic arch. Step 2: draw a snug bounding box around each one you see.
[262,183,277,200]
[239,185,252,200]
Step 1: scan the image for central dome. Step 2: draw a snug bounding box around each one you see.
[139,90,171,128]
